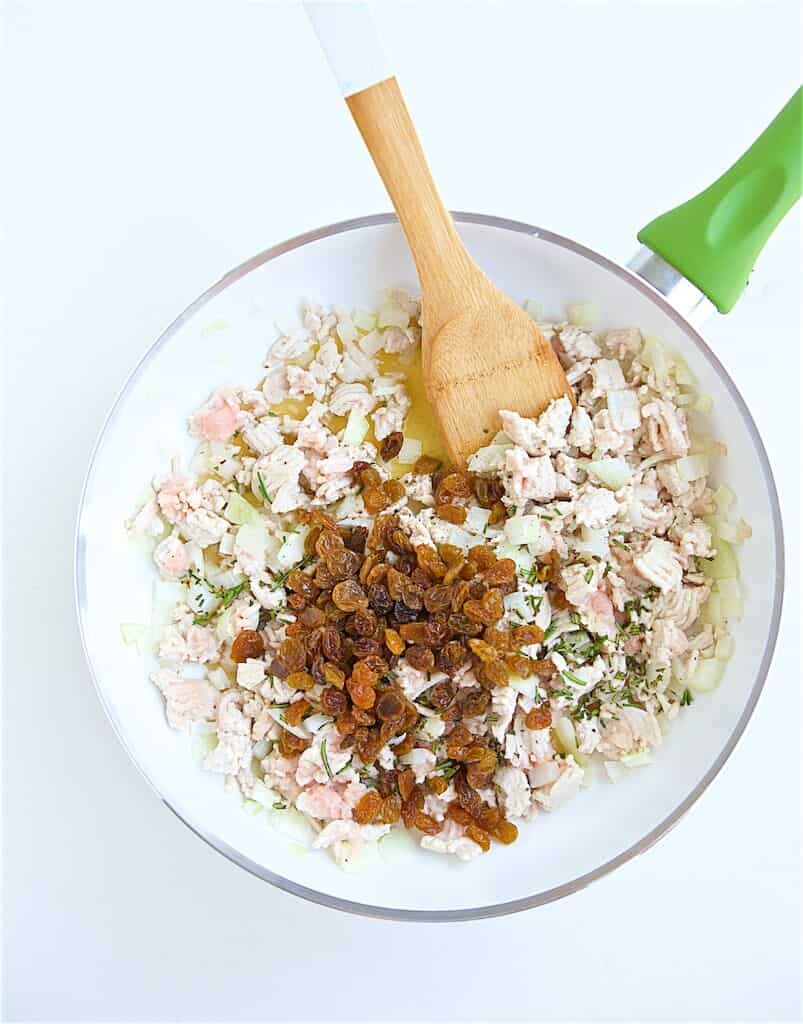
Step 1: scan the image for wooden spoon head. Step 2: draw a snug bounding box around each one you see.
[424,300,573,465]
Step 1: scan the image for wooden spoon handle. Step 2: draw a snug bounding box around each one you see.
[346,78,482,331]
[306,3,486,333]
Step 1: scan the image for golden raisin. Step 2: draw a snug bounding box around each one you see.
[321,687,349,715]
[376,691,405,722]
[467,638,499,662]
[436,503,467,525]
[463,588,505,625]
[322,662,346,689]
[482,558,517,587]
[335,710,356,735]
[491,820,519,845]
[511,624,544,646]
[347,678,376,710]
[488,501,507,525]
[415,544,447,580]
[435,471,473,504]
[406,645,435,671]
[379,431,404,461]
[359,466,383,488]
[446,804,472,826]
[525,705,552,730]
[379,794,402,824]
[414,812,441,836]
[331,579,369,612]
[384,628,405,655]
[382,478,406,502]
[476,805,502,830]
[465,822,491,852]
[315,529,344,559]
[413,455,441,475]
[363,487,391,514]
[393,732,416,756]
[353,790,382,825]
[278,729,309,757]
[468,545,496,569]
[230,629,265,663]
[426,775,448,795]
[351,660,378,687]
[397,768,416,802]
[287,671,314,692]
[284,699,310,728]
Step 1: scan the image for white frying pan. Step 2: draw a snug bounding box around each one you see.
[75,7,798,920]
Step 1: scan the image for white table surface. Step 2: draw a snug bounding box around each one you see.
[3,1,800,1021]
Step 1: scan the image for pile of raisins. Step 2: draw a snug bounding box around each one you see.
[228,464,562,852]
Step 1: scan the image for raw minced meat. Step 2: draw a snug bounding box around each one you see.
[128,293,747,866]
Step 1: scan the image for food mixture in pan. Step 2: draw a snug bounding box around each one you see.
[127,290,749,865]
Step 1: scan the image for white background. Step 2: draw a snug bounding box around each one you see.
[3,1,800,1021]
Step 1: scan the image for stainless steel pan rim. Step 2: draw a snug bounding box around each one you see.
[74,211,785,921]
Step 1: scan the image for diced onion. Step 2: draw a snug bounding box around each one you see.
[343,408,369,446]
[377,302,409,329]
[504,514,547,546]
[336,318,357,345]
[671,351,697,387]
[352,308,377,332]
[225,492,262,526]
[567,302,597,327]
[509,675,538,700]
[715,635,734,660]
[713,484,735,515]
[465,506,491,534]
[242,799,262,816]
[358,329,384,357]
[191,733,218,760]
[694,394,713,414]
[716,578,743,621]
[467,443,511,473]
[252,739,270,761]
[700,592,722,627]
[396,437,422,464]
[494,540,532,571]
[687,657,725,694]
[277,529,306,570]
[304,714,333,734]
[701,537,739,580]
[552,716,578,755]
[236,523,269,563]
[716,516,752,545]
[675,454,710,482]
[573,526,610,558]
[620,750,653,768]
[208,667,231,690]
[641,335,671,379]
[690,435,727,457]
[587,457,632,490]
[524,298,543,321]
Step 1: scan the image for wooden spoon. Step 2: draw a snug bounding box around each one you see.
[306,7,573,465]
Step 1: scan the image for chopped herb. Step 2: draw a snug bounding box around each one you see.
[603,563,611,578]
[256,471,271,502]
[435,759,460,779]
[272,801,287,810]
[584,567,594,583]
[336,758,353,775]
[561,668,588,687]
[680,688,694,706]
[542,619,557,641]
[611,537,630,551]
[320,738,333,780]
[540,513,555,520]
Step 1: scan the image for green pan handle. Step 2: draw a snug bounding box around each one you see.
[638,87,802,313]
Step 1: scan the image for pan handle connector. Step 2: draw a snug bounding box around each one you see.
[637,87,801,314]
